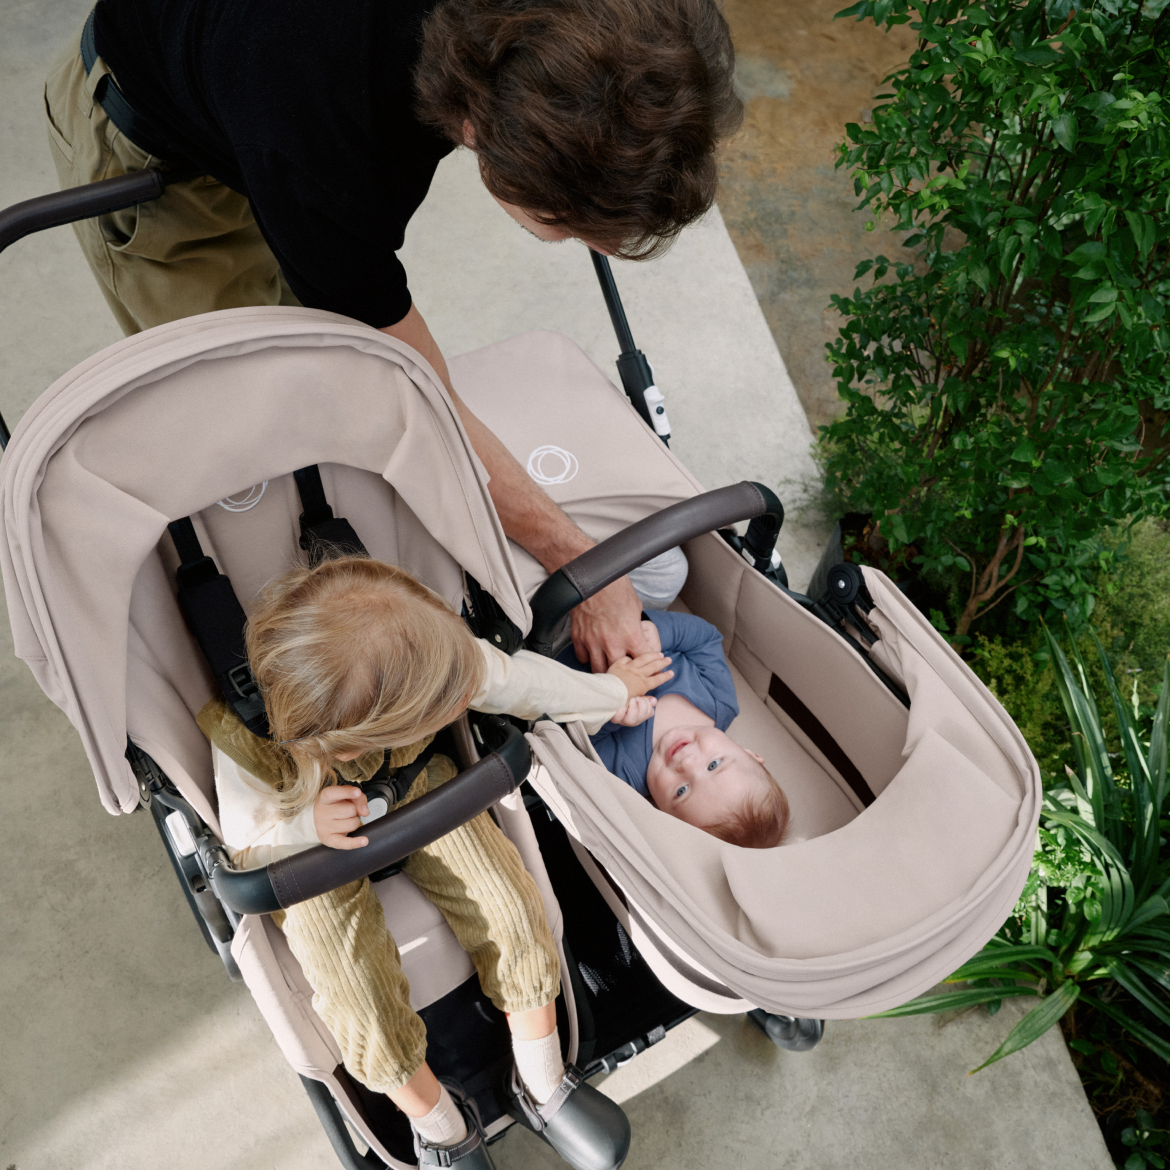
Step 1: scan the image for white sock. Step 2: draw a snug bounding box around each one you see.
[513,1030,565,1105]
[411,1085,468,1148]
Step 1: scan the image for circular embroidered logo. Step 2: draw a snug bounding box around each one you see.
[216,482,268,513]
[526,446,579,486]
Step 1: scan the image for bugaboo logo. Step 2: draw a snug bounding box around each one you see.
[526,446,579,485]
[216,482,268,512]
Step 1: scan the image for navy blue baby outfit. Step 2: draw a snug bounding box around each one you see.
[558,610,739,797]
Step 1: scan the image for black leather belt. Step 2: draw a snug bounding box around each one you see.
[81,7,187,166]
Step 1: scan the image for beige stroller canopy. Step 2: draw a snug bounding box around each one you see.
[0,307,1041,1024]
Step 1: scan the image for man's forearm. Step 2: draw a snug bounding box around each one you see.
[381,306,594,572]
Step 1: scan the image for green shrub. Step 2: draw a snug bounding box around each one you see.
[970,520,1170,778]
[1094,518,1170,691]
[821,0,1170,640]
[970,630,1069,775]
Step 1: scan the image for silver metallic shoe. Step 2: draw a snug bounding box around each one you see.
[415,1081,496,1170]
[507,1063,631,1170]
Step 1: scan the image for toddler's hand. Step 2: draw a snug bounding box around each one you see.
[314,785,370,850]
[610,695,657,727]
[607,651,673,699]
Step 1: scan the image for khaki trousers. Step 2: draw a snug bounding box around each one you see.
[273,754,561,1095]
[44,20,299,336]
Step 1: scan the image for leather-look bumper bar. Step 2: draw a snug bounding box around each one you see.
[209,719,532,915]
[525,481,784,656]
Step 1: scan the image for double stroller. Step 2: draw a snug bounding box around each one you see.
[0,181,1041,1169]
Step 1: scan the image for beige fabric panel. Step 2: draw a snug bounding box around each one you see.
[1,308,529,813]
[723,663,859,842]
[678,532,746,652]
[231,913,413,1170]
[449,331,703,593]
[733,556,909,799]
[863,572,1027,801]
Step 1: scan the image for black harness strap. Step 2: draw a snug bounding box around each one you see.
[463,571,523,655]
[767,673,876,808]
[167,517,270,738]
[169,465,370,739]
[366,738,442,806]
[293,465,368,564]
[359,738,443,882]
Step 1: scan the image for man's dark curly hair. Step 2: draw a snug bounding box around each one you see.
[414,0,743,260]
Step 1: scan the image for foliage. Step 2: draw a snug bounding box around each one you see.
[1119,1109,1170,1169]
[820,0,1170,639]
[870,626,1170,1073]
[1094,518,1170,688]
[966,518,1170,780]
[969,627,1069,775]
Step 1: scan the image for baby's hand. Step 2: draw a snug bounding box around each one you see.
[607,651,674,699]
[611,695,657,727]
[314,785,370,850]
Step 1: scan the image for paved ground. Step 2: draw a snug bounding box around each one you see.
[719,0,919,431]
[0,2,1111,1169]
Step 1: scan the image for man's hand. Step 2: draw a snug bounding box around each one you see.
[572,576,651,673]
[314,785,370,850]
[607,651,673,700]
[610,695,658,727]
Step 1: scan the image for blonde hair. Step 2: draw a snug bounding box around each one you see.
[707,766,789,849]
[246,556,484,816]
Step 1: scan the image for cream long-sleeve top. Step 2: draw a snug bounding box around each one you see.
[214,639,629,868]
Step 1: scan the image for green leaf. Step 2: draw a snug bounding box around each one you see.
[964,5,992,23]
[867,986,1039,1019]
[1149,661,1169,817]
[1016,45,1062,65]
[1052,112,1079,152]
[1011,439,1036,462]
[1078,91,1117,112]
[1104,959,1170,1029]
[969,982,1080,1073]
[1082,991,1170,1063]
[1125,211,1157,259]
[1088,286,1119,303]
[1084,302,1116,323]
[950,945,1054,980]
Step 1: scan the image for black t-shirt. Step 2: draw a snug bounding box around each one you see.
[93,0,455,327]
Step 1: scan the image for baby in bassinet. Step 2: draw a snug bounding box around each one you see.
[199,556,671,1170]
[561,610,789,848]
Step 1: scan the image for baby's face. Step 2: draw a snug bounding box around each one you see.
[646,725,770,833]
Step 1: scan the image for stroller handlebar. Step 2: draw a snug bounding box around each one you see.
[0,169,167,258]
[526,480,784,656]
[208,719,532,915]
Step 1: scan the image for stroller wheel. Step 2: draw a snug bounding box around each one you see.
[825,562,863,606]
[747,1009,825,1053]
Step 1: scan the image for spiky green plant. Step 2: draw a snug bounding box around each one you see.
[872,626,1170,1072]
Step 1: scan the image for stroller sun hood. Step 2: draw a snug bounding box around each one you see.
[0,307,531,814]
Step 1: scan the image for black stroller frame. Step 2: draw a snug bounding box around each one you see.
[0,171,868,1170]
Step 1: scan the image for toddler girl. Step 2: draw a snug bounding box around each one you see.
[199,555,670,1170]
